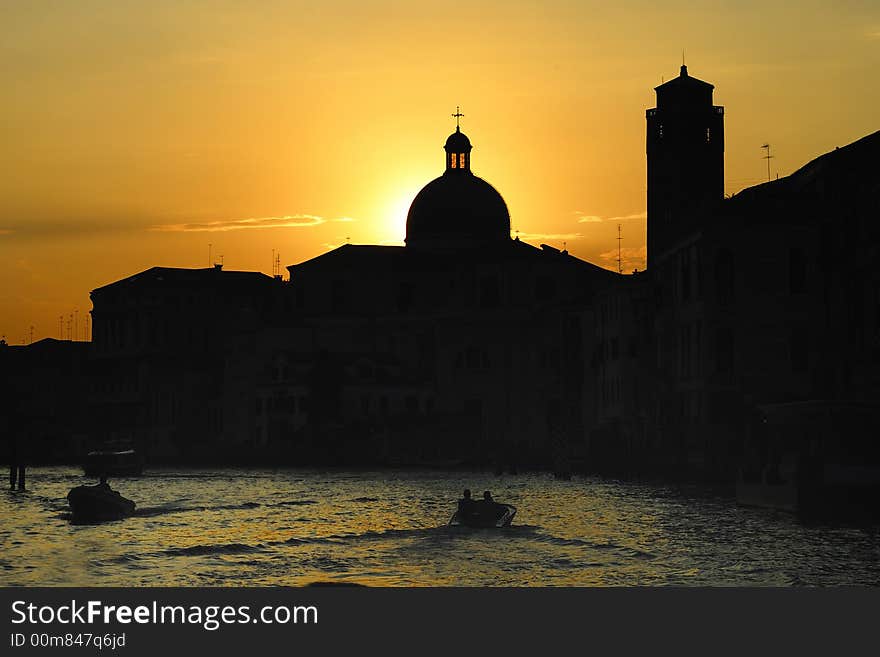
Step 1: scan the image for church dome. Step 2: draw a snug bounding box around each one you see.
[444,130,472,152]
[405,125,511,249]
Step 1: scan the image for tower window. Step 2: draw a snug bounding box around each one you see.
[450,154,457,169]
[706,128,711,143]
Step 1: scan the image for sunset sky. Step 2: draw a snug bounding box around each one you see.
[1,0,878,343]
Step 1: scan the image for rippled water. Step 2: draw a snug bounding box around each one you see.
[1,467,878,586]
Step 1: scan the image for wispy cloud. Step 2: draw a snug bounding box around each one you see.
[516,231,583,241]
[152,214,356,233]
[0,229,13,236]
[575,210,646,224]
[597,246,647,273]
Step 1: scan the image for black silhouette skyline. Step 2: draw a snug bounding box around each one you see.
[2,62,880,520]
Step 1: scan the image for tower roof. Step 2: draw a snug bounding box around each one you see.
[444,126,472,152]
[655,65,715,92]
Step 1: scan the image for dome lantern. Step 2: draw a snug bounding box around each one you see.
[445,107,472,173]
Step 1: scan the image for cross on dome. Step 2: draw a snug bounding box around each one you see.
[452,106,464,131]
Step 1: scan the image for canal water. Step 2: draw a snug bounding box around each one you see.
[2,467,878,586]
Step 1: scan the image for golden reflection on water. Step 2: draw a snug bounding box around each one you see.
[1,467,878,586]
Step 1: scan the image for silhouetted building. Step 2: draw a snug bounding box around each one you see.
[19,71,872,482]
[89,265,278,461]
[647,64,724,269]
[268,126,616,466]
[641,66,879,478]
[1,339,90,463]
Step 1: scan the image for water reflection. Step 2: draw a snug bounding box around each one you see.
[1,468,878,586]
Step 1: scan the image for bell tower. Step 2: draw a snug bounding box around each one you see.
[646,65,724,267]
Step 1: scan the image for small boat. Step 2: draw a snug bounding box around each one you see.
[83,448,143,477]
[67,484,136,522]
[449,500,517,528]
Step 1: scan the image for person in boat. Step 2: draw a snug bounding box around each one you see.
[457,489,474,515]
[482,491,493,502]
[97,473,122,497]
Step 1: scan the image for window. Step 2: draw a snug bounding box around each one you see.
[790,329,808,374]
[680,249,692,302]
[397,282,414,311]
[715,328,733,375]
[331,279,349,311]
[480,276,500,308]
[715,248,735,305]
[789,247,806,294]
[536,276,556,301]
[706,128,711,143]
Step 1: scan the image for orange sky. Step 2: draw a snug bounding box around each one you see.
[1,1,879,343]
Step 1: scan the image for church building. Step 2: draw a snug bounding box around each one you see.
[229,119,619,467]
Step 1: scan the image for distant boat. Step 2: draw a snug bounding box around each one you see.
[736,400,880,518]
[83,447,143,477]
[67,484,136,523]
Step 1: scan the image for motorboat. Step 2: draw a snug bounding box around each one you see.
[449,499,517,528]
[67,483,136,522]
[83,447,143,477]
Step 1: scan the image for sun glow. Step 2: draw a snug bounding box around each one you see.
[377,192,418,246]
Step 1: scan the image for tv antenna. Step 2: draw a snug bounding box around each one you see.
[617,224,623,274]
[761,143,774,182]
[272,249,281,278]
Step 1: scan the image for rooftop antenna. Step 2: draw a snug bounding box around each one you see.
[761,143,774,182]
[452,106,464,130]
[208,243,212,268]
[29,325,34,344]
[59,315,63,340]
[617,224,623,274]
[272,248,276,276]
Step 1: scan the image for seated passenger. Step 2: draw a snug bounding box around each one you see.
[457,489,474,514]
